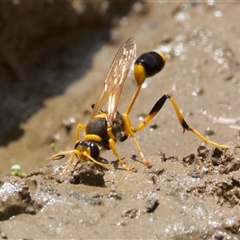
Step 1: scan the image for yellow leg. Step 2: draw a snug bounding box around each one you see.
[132,94,229,149]
[82,151,110,169]
[108,139,137,172]
[122,113,151,167]
[50,123,86,174]
[51,148,109,175]
[132,94,168,132]
[168,95,229,148]
[52,123,85,160]
[51,149,79,175]
[75,123,85,142]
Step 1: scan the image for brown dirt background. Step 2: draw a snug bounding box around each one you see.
[0,1,240,239]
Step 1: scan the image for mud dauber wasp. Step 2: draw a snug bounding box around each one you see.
[51,38,229,174]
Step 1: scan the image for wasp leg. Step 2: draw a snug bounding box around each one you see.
[75,123,86,142]
[51,148,109,175]
[122,114,152,167]
[133,94,229,149]
[81,151,110,169]
[108,139,137,172]
[167,95,229,148]
[51,150,79,175]
[50,122,85,175]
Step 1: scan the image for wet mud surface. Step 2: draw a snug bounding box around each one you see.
[1,2,240,239]
[1,147,240,239]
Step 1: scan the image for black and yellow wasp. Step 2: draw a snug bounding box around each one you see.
[51,38,229,174]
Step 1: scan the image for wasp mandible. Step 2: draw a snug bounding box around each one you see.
[51,38,229,174]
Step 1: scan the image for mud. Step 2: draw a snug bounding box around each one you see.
[0,1,240,239]
[1,147,240,239]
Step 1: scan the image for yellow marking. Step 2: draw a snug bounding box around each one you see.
[84,134,102,142]
[134,64,146,86]
[158,52,167,64]
[95,113,107,119]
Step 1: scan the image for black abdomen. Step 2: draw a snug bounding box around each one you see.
[135,51,165,77]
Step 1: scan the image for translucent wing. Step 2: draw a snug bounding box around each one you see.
[91,38,136,123]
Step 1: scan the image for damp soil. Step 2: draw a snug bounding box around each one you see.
[1,2,240,239]
[1,147,240,239]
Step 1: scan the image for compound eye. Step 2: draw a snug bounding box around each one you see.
[89,142,100,160]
